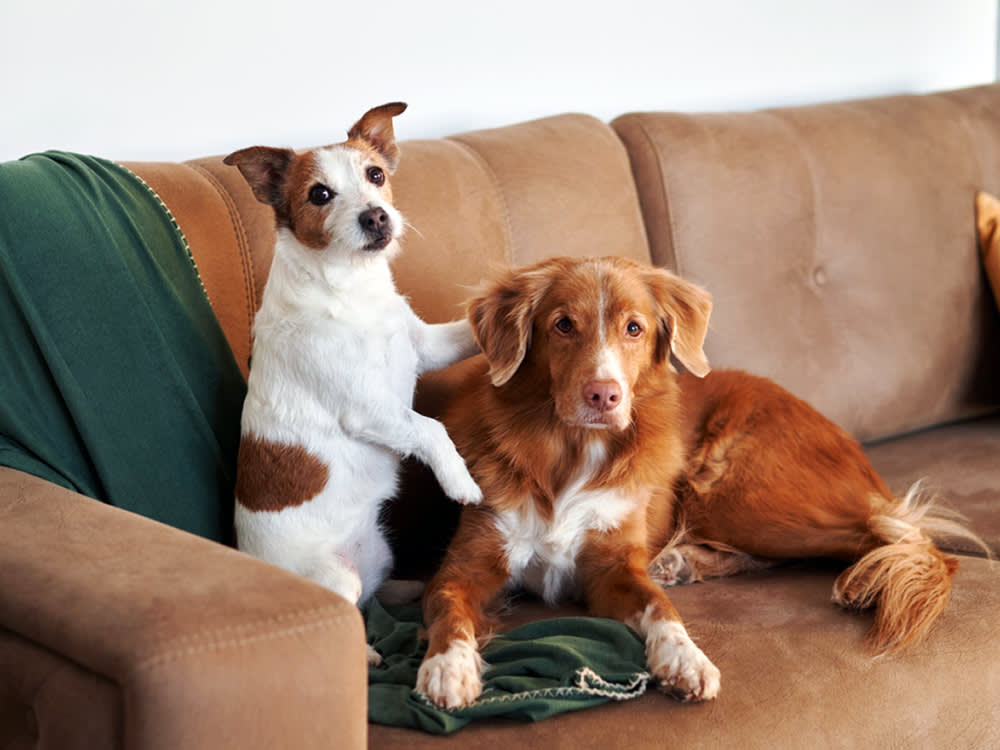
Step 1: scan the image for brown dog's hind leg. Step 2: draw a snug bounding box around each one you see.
[648,541,775,587]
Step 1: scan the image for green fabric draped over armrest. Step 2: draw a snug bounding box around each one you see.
[0,151,246,543]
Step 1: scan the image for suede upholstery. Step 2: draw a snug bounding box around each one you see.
[2,84,999,748]
[612,87,1000,443]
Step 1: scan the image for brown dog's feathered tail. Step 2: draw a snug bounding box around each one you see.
[832,483,989,655]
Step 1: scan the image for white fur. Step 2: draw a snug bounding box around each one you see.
[494,440,634,603]
[572,288,632,429]
[631,603,720,701]
[415,637,484,709]
[235,144,481,607]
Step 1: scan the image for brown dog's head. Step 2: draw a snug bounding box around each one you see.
[468,256,712,431]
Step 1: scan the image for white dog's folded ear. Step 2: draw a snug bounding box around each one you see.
[224,146,296,208]
[643,267,713,378]
[347,102,408,172]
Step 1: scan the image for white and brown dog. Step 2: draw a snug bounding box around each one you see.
[225,104,481,662]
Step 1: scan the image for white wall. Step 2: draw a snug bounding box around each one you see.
[2,0,996,162]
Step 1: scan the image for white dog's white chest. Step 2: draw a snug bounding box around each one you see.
[494,448,634,603]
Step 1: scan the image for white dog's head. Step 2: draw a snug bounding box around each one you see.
[225,102,407,265]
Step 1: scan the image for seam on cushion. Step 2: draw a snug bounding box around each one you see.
[133,608,357,672]
[183,162,257,361]
[938,91,986,208]
[626,116,680,275]
[757,110,821,279]
[133,604,347,660]
[444,137,515,267]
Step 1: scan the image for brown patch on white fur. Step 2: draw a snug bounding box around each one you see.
[235,434,329,512]
[223,102,407,252]
[346,102,407,171]
[223,146,332,250]
[283,150,332,249]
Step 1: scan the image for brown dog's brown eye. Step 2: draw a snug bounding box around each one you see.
[555,317,574,334]
[626,321,643,337]
[367,166,385,186]
[308,184,334,206]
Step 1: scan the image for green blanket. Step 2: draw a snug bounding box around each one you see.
[0,151,246,542]
[367,600,652,734]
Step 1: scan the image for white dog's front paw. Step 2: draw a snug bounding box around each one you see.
[436,460,483,505]
[416,639,484,708]
[646,620,720,702]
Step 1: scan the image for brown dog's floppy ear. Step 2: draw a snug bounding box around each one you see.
[223,146,295,208]
[347,102,408,172]
[643,267,712,377]
[468,265,555,387]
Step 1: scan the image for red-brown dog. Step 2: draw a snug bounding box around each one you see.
[415,255,972,709]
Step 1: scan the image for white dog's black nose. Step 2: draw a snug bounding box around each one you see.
[359,206,391,239]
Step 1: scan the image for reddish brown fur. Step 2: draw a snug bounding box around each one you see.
[668,368,964,653]
[427,256,964,670]
[235,434,329,512]
[422,257,710,698]
[422,507,511,657]
[578,504,683,628]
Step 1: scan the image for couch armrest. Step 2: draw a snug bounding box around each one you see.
[0,468,366,750]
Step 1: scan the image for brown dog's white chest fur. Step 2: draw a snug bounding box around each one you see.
[495,439,636,603]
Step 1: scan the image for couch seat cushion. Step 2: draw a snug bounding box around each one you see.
[369,556,999,749]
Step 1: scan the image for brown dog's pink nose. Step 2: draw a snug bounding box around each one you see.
[583,380,622,412]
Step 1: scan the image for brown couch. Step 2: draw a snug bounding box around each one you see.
[3,83,999,749]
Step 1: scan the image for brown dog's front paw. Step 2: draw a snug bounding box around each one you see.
[416,639,484,709]
[646,620,720,702]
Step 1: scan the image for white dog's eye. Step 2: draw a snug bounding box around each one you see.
[308,184,334,206]
[367,166,386,186]
[626,321,643,337]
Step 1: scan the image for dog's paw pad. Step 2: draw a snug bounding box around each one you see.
[416,639,484,709]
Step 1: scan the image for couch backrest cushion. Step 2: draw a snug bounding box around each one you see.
[390,114,652,323]
[133,114,653,369]
[125,157,276,379]
[614,84,1000,442]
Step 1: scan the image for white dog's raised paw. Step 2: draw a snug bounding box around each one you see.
[646,620,720,702]
[416,639,484,709]
[367,644,383,667]
[437,463,483,505]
